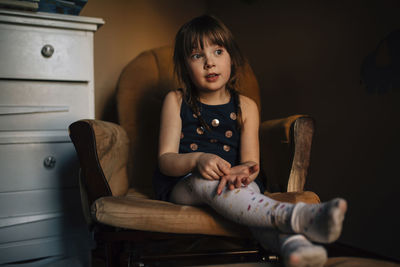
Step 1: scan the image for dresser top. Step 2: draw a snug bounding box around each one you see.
[0,9,104,31]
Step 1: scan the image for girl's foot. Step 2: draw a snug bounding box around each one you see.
[291,198,347,243]
[281,235,327,267]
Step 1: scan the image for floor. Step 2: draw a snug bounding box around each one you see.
[193,264,277,267]
[90,236,400,267]
[91,235,280,267]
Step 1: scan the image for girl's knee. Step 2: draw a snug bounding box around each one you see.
[247,181,261,194]
[187,174,219,197]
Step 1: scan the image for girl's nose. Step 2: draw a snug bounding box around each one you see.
[204,56,215,69]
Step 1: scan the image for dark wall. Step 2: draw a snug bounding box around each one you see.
[207,0,400,260]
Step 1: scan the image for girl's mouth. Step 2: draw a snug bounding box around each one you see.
[205,73,219,82]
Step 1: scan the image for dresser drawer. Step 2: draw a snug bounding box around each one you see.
[0,142,79,192]
[0,188,89,265]
[0,234,90,265]
[0,23,93,81]
[0,187,81,217]
[0,237,71,265]
[0,215,88,244]
[0,80,93,131]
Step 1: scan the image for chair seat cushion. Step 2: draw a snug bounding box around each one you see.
[91,188,320,237]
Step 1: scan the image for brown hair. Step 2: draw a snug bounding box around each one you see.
[173,15,244,130]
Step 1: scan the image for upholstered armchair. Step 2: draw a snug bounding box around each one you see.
[68,46,320,266]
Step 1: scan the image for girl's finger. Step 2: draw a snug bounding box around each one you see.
[200,169,214,180]
[219,165,230,176]
[229,183,235,190]
[202,173,213,180]
[217,178,227,195]
[213,166,224,177]
[249,163,259,174]
[209,170,220,180]
[218,161,231,175]
[243,178,251,186]
[235,177,243,188]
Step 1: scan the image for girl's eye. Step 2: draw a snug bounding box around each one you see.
[215,49,223,55]
[191,54,202,60]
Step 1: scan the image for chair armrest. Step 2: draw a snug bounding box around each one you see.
[69,119,130,206]
[265,191,320,204]
[260,115,314,193]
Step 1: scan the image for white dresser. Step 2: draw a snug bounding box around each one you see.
[0,10,104,266]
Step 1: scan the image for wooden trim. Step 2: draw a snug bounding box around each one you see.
[0,105,69,115]
[69,120,112,206]
[287,117,315,192]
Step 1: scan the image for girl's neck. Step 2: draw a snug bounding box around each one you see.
[197,89,230,105]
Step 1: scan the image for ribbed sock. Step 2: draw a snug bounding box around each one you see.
[291,198,347,243]
[250,229,327,267]
[280,235,327,267]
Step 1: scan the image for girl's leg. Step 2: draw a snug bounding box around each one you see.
[176,174,346,244]
[170,175,329,267]
[169,174,204,205]
[250,228,327,267]
[279,234,327,267]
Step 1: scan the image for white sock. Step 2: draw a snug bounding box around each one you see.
[280,235,327,267]
[250,229,327,267]
[291,198,347,243]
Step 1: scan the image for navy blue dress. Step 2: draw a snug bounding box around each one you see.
[153,95,264,200]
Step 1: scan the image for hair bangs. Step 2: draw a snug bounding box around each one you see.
[183,22,229,58]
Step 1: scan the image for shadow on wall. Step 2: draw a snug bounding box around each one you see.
[361,29,400,94]
[100,92,118,123]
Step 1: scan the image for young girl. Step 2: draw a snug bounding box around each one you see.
[153,15,347,267]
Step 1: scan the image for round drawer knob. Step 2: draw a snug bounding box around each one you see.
[43,156,56,169]
[41,44,54,58]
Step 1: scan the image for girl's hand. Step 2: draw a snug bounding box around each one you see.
[217,162,259,195]
[196,153,231,180]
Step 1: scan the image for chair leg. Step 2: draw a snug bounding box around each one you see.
[105,241,122,267]
[96,230,281,266]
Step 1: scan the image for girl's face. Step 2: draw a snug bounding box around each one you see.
[186,38,231,95]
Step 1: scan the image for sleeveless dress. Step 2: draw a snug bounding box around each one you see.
[153,95,264,200]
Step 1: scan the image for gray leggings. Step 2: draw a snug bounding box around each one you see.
[169,173,291,252]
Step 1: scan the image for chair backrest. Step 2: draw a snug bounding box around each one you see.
[116,46,260,195]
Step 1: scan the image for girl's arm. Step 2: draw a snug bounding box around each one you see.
[158,90,230,179]
[158,90,197,176]
[217,95,260,194]
[239,95,260,181]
